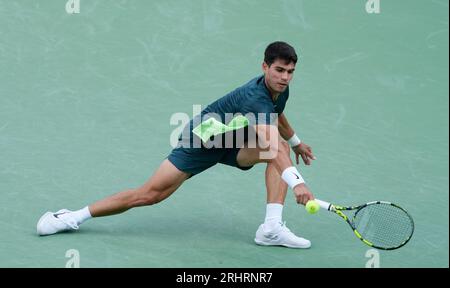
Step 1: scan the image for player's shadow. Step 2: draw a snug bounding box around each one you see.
[75,213,255,244]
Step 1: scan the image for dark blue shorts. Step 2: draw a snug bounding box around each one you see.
[167,146,254,177]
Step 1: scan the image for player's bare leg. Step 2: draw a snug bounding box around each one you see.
[237,136,312,205]
[90,159,190,216]
[237,140,311,248]
[265,148,288,205]
[37,160,190,235]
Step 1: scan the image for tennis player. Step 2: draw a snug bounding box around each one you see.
[37,41,316,248]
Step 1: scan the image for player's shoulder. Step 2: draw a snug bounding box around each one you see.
[234,76,274,114]
[238,75,271,100]
[240,75,264,90]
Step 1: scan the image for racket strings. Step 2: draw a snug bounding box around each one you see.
[353,203,414,249]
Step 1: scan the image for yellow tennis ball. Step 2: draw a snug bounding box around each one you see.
[305,200,320,214]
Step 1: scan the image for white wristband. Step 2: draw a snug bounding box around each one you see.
[287,134,301,147]
[281,166,305,189]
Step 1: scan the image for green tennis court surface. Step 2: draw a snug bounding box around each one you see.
[0,0,448,267]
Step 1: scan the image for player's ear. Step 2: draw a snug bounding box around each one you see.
[262,62,269,73]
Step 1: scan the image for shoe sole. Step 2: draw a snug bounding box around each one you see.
[254,238,311,249]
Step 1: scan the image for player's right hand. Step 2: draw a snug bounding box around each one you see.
[293,183,314,205]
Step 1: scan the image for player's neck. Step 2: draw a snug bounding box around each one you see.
[264,78,280,102]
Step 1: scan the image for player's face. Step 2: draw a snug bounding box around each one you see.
[262,59,296,95]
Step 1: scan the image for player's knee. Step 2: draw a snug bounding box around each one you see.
[270,141,289,160]
[140,192,164,206]
[135,186,166,206]
[280,141,290,156]
[262,141,289,163]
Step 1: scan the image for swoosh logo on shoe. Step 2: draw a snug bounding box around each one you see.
[265,234,279,241]
[53,212,69,218]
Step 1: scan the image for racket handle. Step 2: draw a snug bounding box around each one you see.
[315,199,331,211]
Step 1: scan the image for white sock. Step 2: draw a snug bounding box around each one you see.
[68,206,92,225]
[264,203,283,229]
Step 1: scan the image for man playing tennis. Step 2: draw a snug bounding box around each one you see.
[37,41,316,248]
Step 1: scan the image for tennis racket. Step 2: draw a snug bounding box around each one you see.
[315,199,414,250]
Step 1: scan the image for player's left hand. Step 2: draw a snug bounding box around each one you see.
[292,143,316,165]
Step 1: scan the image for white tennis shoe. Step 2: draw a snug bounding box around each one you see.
[37,209,79,236]
[254,221,311,249]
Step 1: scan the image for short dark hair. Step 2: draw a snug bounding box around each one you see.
[264,41,298,66]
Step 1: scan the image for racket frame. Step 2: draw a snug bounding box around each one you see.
[315,199,414,250]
